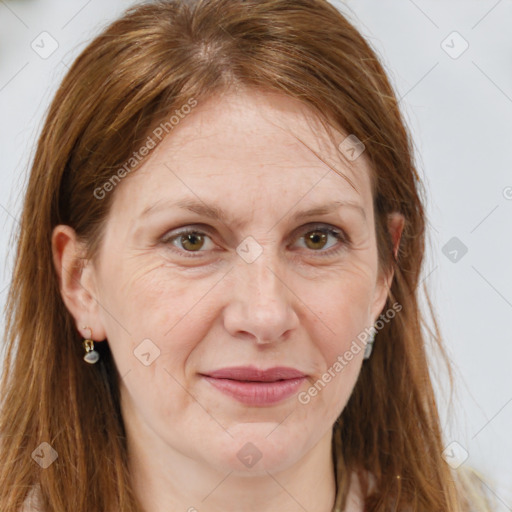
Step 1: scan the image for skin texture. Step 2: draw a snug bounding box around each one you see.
[53,90,404,512]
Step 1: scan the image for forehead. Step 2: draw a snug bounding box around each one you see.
[112,90,373,217]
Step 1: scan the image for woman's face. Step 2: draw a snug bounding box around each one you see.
[70,90,397,475]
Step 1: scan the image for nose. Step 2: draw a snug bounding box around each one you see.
[222,253,300,345]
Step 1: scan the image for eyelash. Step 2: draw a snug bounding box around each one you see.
[161,223,350,259]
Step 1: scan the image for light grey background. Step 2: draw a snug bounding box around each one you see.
[1,0,511,509]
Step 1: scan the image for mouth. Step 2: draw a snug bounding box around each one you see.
[199,366,307,406]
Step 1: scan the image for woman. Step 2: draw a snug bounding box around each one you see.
[0,0,493,510]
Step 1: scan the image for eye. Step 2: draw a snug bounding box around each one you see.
[292,224,349,256]
[161,223,349,258]
[162,229,215,255]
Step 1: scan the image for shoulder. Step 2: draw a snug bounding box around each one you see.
[20,485,43,512]
[456,466,497,512]
[343,470,376,512]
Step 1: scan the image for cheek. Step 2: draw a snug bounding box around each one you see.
[296,266,375,411]
[100,249,377,368]
[100,255,217,335]
[304,265,376,347]
[102,264,216,426]
[95,257,214,373]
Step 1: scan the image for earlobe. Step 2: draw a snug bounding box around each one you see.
[388,212,405,261]
[51,225,106,341]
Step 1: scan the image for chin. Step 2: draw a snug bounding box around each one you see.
[208,424,310,474]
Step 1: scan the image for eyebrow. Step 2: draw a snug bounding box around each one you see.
[140,197,366,227]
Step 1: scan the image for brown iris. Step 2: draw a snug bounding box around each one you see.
[180,232,205,251]
[304,230,328,250]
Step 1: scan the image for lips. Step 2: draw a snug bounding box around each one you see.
[204,366,306,382]
[200,366,307,406]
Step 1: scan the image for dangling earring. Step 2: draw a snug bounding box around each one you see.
[363,329,376,360]
[82,326,100,364]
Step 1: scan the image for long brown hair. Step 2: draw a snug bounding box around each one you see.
[0,1,489,510]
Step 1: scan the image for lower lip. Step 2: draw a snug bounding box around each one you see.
[202,376,306,406]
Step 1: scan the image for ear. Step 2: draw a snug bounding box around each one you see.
[51,225,107,341]
[369,212,405,322]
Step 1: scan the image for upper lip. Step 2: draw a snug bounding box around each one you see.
[202,366,306,382]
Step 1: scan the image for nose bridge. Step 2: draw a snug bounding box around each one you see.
[244,252,282,301]
[225,245,298,343]
[236,232,285,295]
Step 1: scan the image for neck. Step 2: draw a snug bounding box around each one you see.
[127,423,337,512]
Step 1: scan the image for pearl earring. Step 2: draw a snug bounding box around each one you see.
[82,326,100,364]
[363,330,376,360]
